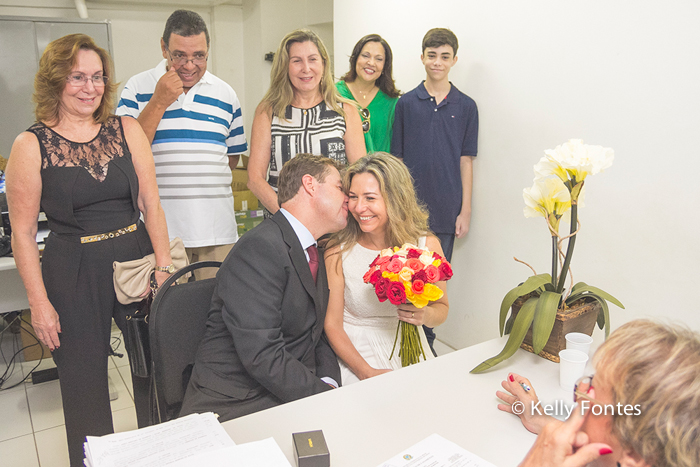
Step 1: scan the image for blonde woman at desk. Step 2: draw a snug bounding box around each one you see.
[497,320,700,467]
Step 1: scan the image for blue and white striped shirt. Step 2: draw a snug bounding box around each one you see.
[117,60,247,247]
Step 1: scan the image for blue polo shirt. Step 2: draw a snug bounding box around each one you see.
[391,82,478,234]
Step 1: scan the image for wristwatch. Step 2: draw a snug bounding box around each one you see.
[155,263,175,274]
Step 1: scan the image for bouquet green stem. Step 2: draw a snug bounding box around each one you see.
[389,321,426,367]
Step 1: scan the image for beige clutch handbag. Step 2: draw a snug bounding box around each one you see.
[113,237,189,304]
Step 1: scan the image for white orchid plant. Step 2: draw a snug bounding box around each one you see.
[472,139,624,373]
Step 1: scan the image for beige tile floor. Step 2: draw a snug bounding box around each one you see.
[0,319,455,467]
[0,322,137,467]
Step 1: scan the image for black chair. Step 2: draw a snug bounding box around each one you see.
[149,260,221,424]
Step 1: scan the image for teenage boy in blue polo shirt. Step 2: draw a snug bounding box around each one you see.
[392,28,478,353]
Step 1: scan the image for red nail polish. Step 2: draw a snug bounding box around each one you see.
[599,448,613,455]
[509,375,514,382]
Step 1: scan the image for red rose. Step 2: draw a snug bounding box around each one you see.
[375,277,390,302]
[376,255,391,272]
[387,257,404,273]
[413,269,428,283]
[407,248,421,259]
[406,258,423,272]
[363,267,373,283]
[369,256,378,268]
[432,252,443,260]
[438,261,453,281]
[387,281,407,305]
[425,264,440,283]
[369,269,382,285]
[411,279,425,294]
[375,255,391,266]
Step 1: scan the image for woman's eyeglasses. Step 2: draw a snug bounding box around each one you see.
[573,375,607,407]
[66,73,108,87]
[360,107,370,133]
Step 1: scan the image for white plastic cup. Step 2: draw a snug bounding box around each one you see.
[565,332,593,355]
[559,349,589,391]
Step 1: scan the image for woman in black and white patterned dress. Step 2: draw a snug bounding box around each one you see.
[248,29,366,215]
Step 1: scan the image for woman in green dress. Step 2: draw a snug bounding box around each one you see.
[337,34,400,153]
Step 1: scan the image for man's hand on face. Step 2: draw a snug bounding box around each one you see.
[153,68,183,108]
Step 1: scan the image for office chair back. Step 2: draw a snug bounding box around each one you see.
[149,260,221,424]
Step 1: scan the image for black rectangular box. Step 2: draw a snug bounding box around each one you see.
[292,430,330,467]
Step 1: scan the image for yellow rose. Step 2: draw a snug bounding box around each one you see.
[405,286,429,308]
[382,271,398,281]
[421,283,444,302]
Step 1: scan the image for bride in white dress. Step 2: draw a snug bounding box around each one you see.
[324,153,449,385]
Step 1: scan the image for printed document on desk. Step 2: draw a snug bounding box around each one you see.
[378,434,497,467]
[83,412,234,467]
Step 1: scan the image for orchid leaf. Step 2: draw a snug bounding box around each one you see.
[499,273,552,336]
[569,284,624,309]
[531,292,562,354]
[504,312,516,335]
[565,291,613,338]
[589,294,611,338]
[472,297,538,373]
[596,299,606,330]
[499,285,523,337]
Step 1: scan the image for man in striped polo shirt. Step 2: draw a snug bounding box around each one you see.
[117,10,247,278]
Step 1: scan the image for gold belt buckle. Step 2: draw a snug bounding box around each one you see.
[80,224,137,243]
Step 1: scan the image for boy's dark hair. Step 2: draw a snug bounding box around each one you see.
[163,10,210,48]
[422,28,458,56]
[277,154,341,205]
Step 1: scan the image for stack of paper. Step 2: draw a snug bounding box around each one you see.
[83,412,234,467]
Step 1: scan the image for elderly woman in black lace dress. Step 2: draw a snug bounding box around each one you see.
[5,34,172,466]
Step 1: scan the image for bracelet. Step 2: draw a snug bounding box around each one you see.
[155,264,175,274]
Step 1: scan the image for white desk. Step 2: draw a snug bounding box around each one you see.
[0,256,29,313]
[222,336,580,467]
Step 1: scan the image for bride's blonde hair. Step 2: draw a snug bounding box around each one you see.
[327,153,429,256]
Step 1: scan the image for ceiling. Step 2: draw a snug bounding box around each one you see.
[87,0,243,6]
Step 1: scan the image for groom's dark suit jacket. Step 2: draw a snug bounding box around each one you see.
[181,211,340,421]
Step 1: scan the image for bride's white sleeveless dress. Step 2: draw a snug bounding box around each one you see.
[339,237,434,385]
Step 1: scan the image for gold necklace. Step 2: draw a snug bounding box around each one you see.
[351,82,376,101]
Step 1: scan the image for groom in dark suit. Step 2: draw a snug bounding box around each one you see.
[180,154,348,422]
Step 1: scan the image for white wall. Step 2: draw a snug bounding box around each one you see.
[335,0,700,349]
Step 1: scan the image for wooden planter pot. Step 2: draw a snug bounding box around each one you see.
[511,295,600,362]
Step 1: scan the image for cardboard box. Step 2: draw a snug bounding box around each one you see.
[20,310,52,361]
[231,168,248,191]
[235,209,264,237]
[233,190,259,211]
[292,430,329,467]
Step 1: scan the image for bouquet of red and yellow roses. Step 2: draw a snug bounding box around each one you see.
[363,243,453,366]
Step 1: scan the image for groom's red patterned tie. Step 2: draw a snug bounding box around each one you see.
[307,245,319,283]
